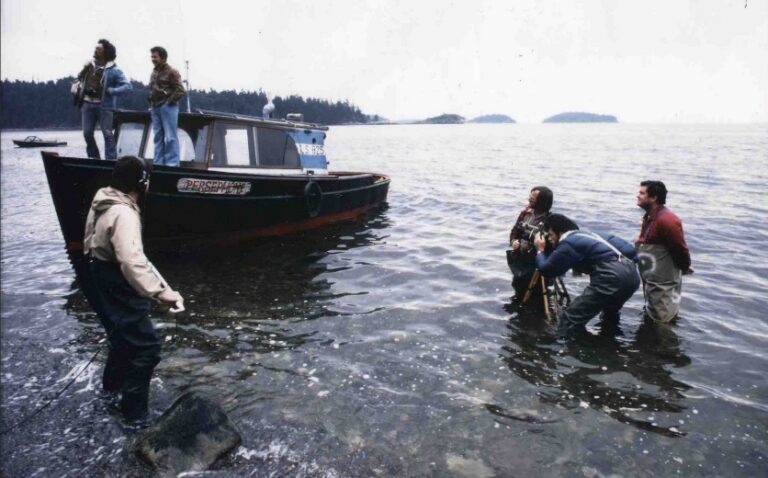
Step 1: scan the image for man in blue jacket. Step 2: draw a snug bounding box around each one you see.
[75,39,132,159]
[533,214,640,336]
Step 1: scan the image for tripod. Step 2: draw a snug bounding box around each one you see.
[521,271,571,321]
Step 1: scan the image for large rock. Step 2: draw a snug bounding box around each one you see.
[134,391,242,475]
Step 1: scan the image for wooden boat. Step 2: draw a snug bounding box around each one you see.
[41,110,390,255]
[14,135,67,148]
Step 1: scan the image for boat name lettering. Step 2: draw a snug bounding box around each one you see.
[177,178,251,195]
[297,143,325,156]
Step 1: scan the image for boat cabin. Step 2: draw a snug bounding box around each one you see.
[114,110,329,175]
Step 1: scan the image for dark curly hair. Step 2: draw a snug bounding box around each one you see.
[531,186,553,214]
[110,156,151,194]
[544,213,579,235]
[640,180,667,205]
[98,39,117,62]
[150,46,168,61]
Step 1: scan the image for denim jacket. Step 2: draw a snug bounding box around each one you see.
[77,61,132,110]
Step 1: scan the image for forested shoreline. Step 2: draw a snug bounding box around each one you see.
[1,78,376,129]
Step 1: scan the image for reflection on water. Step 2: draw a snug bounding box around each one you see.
[502,300,691,437]
[64,211,391,357]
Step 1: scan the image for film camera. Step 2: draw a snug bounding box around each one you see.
[511,221,547,246]
[506,221,549,275]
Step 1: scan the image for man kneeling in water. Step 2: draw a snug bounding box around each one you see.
[533,214,640,336]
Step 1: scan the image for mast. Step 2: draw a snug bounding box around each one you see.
[184,60,191,113]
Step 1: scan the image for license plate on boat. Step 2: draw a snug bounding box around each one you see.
[297,144,325,156]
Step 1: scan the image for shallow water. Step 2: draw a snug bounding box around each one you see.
[1,124,767,477]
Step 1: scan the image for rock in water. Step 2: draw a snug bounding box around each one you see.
[134,391,242,475]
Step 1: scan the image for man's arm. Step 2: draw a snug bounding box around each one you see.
[659,215,691,271]
[109,208,169,298]
[107,68,132,96]
[535,241,578,278]
[166,68,186,105]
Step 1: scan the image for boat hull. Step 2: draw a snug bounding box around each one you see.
[14,140,67,148]
[41,153,390,252]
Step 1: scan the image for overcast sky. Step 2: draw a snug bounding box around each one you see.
[2,0,766,123]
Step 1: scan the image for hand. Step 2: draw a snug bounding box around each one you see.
[534,232,546,252]
[105,87,112,96]
[511,240,521,251]
[683,267,694,275]
[158,289,183,304]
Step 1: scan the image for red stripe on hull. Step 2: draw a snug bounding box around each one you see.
[65,202,383,252]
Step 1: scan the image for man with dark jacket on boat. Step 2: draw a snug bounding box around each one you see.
[635,180,693,322]
[533,214,640,336]
[148,46,186,167]
[508,186,553,298]
[75,39,132,159]
[84,156,183,423]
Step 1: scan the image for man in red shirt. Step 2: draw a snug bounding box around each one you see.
[636,180,693,322]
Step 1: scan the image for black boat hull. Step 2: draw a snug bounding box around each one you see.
[14,140,67,148]
[41,152,390,252]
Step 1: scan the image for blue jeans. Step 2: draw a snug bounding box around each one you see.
[151,103,180,166]
[82,102,116,159]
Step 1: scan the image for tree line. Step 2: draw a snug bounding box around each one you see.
[0,78,378,129]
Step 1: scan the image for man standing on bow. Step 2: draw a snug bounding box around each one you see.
[148,46,186,167]
[76,39,132,159]
[636,180,693,322]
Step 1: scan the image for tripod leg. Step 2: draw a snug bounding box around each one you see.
[551,278,559,316]
[557,277,571,306]
[540,277,551,321]
[522,271,540,304]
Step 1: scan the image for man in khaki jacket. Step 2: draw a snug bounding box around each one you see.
[84,156,183,423]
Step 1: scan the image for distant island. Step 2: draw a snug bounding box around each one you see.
[419,114,465,124]
[543,112,618,123]
[469,114,516,124]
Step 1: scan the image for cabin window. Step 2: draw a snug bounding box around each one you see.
[145,128,196,162]
[116,123,144,156]
[194,126,210,160]
[210,121,300,168]
[256,128,300,168]
[211,123,254,166]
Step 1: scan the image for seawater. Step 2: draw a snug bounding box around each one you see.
[1,124,767,477]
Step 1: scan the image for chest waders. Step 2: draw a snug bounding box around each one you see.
[88,207,162,420]
[637,243,682,322]
[555,231,641,336]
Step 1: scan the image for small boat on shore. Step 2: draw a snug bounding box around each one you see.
[41,109,390,255]
[14,136,67,148]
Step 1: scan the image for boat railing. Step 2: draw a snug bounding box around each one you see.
[194,109,329,131]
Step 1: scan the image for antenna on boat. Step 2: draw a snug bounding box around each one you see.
[184,60,192,113]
